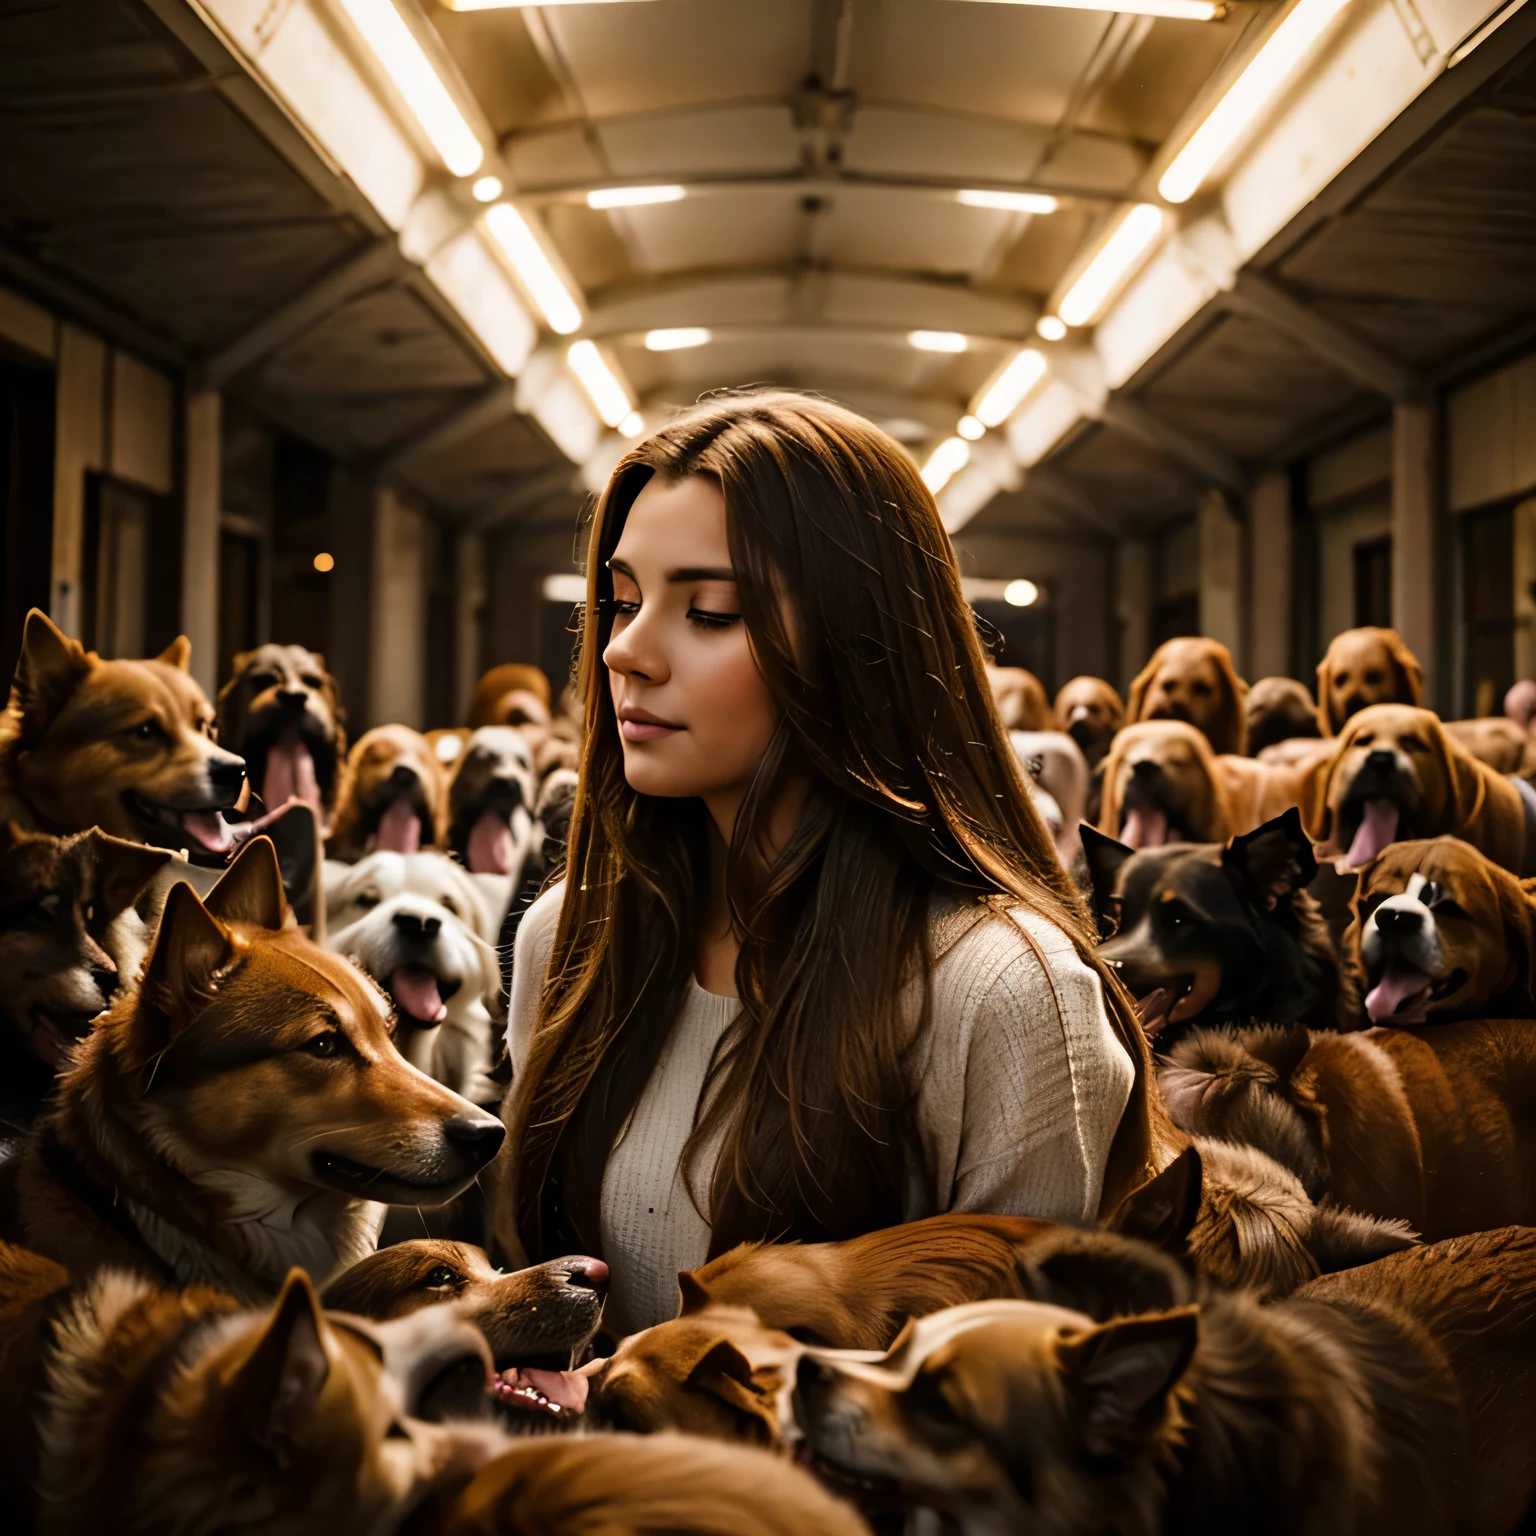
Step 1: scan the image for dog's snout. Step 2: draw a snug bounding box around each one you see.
[560,1257,609,1293]
[392,910,442,941]
[1131,758,1159,778]
[442,1114,505,1169]
[1365,749,1397,774]
[208,756,247,791]
[1376,905,1424,936]
[389,765,420,789]
[277,688,307,711]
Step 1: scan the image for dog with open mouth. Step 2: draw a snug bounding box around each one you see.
[448,727,537,880]
[13,837,505,1301]
[1084,808,1348,1040]
[1347,836,1536,1025]
[329,723,447,862]
[1299,702,1536,876]
[325,850,510,1104]
[0,610,247,863]
[323,1241,609,1427]
[216,643,347,834]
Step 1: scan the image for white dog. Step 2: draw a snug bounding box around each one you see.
[324,852,511,1104]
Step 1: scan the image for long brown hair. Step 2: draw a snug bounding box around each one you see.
[508,391,1161,1261]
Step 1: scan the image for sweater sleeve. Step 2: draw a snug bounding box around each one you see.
[506,880,566,1081]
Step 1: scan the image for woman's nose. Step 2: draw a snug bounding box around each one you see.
[604,609,668,684]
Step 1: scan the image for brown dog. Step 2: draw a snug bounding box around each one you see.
[1443,713,1532,772]
[1346,836,1536,1024]
[798,1227,1536,1536]
[1053,676,1124,768]
[216,643,347,832]
[1127,637,1248,755]
[1244,675,1321,755]
[330,723,448,861]
[0,610,247,861]
[1300,703,1535,875]
[468,664,552,730]
[14,837,505,1301]
[1316,625,1423,734]
[986,665,1052,731]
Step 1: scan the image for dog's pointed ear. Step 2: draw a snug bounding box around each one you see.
[233,1268,331,1469]
[1305,1207,1419,1275]
[205,836,288,931]
[677,1271,712,1316]
[1056,1307,1198,1460]
[83,831,174,922]
[13,609,91,747]
[156,635,192,672]
[1223,808,1316,912]
[1081,824,1134,939]
[126,881,233,1074]
[1105,1145,1203,1251]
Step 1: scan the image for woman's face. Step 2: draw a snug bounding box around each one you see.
[604,474,779,819]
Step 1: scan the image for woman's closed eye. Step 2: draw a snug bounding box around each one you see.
[687,606,740,631]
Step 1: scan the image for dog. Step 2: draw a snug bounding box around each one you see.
[1009,731,1089,869]
[1053,676,1124,768]
[1159,1019,1536,1241]
[1346,836,1536,1024]
[1084,808,1348,1039]
[986,666,1051,731]
[0,609,247,861]
[216,643,347,832]
[1127,637,1248,756]
[14,836,505,1301]
[1244,675,1321,755]
[326,850,509,1103]
[468,664,552,730]
[329,723,447,862]
[797,1226,1536,1536]
[449,727,537,880]
[1316,625,1423,734]
[1299,703,1536,875]
[1442,713,1533,772]
[0,823,170,1130]
[323,1241,609,1425]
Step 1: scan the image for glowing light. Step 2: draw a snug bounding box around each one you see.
[972,348,1048,428]
[1004,579,1039,607]
[587,185,686,209]
[644,327,711,351]
[471,175,503,202]
[1036,315,1068,341]
[619,410,646,438]
[909,330,968,353]
[1057,204,1165,329]
[952,0,1218,16]
[957,415,986,441]
[484,203,583,335]
[957,188,1059,215]
[567,340,633,429]
[921,436,970,494]
[313,552,335,573]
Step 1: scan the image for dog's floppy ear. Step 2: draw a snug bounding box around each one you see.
[156,634,192,672]
[1081,824,1134,939]
[1056,1307,1199,1460]
[1223,808,1317,911]
[127,881,234,1074]
[685,1338,773,1440]
[1295,737,1339,844]
[1105,1145,1203,1252]
[1305,1207,1419,1275]
[1209,641,1248,756]
[11,609,91,748]
[233,1268,331,1470]
[1125,645,1165,725]
[83,830,174,922]
[1385,630,1424,706]
[205,835,288,931]
[677,1272,712,1316]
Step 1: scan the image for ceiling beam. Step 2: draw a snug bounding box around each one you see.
[377,382,522,478]
[467,465,583,532]
[1098,398,1247,496]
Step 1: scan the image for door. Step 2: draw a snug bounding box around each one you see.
[1462,504,1515,717]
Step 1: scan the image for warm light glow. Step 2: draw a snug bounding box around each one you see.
[619,410,646,438]
[1036,315,1068,341]
[313,552,335,573]
[644,327,711,351]
[567,340,633,428]
[444,0,644,8]
[957,189,1060,215]
[1158,0,1354,203]
[542,572,589,603]
[922,437,970,494]
[957,415,986,441]
[587,185,686,209]
[973,348,1048,428]
[1057,204,1165,328]
[333,0,483,176]
[949,0,1219,16]
[471,175,503,202]
[909,330,968,353]
[484,204,583,334]
[1004,579,1039,607]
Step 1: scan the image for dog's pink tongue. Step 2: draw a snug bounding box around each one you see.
[263,728,320,815]
[180,811,233,853]
[390,966,446,1025]
[1121,807,1168,849]
[1365,960,1433,1023]
[1345,798,1399,869]
[466,808,515,875]
[498,1366,591,1415]
[376,797,422,854]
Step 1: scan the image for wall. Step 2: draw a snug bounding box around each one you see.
[1447,351,1536,514]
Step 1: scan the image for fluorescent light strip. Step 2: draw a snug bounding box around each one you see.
[1158,0,1354,203]
[952,0,1219,17]
[567,340,633,429]
[973,348,1048,428]
[1057,203,1164,328]
[484,204,583,335]
[587,185,686,209]
[909,330,968,353]
[957,415,986,441]
[645,327,711,351]
[922,436,971,494]
[957,188,1060,215]
[333,0,483,176]
[444,0,642,8]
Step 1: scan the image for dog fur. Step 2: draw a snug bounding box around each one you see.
[448,727,536,880]
[467,664,552,730]
[1442,714,1533,772]
[1245,676,1321,755]
[1127,638,1248,756]
[1316,626,1424,735]
[329,724,447,862]
[987,666,1052,731]
[1053,676,1124,769]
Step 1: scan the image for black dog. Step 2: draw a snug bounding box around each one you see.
[1084,807,1350,1044]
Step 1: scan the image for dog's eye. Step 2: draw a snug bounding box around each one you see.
[302,1031,343,1058]
[249,673,280,691]
[440,898,459,917]
[1401,737,1427,754]
[1356,734,1374,747]
[127,719,167,743]
[354,892,380,910]
[301,674,323,690]
[422,1265,464,1290]
[1364,669,1383,685]
[1430,898,1471,921]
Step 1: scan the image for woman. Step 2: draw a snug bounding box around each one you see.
[501,391,1163,1337]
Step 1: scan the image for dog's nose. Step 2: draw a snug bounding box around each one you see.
[560,1257,609,1293]
[1130,758,1158,777]
[389,765,420,789]
[1365,749,1397,774]
[208,756,247,790]
[277,688,307,710]
[442,1115,505,1169]
[1376,906,1424,935]
[393,911,441,941]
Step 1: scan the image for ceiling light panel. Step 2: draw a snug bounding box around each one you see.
[972,348,1048,428]
[484,203,583,335]
[567,340,634,429]
[949,0,1220,18]
[909,330,968,353]
[957,189,1060,215]
[922,436,971,494]
[1056,204,1165,328]
[644,327,711,351]
[587,185,687,209]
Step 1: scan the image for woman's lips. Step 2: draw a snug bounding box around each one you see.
[620,717,683,742]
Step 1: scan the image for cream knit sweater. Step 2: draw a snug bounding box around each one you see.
[507,881,1133,1337]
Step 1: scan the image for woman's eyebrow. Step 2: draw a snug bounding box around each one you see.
[668,566,736,583]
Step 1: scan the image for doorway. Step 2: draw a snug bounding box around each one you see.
[1461,504,1515,717]
[1,355,55,683]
